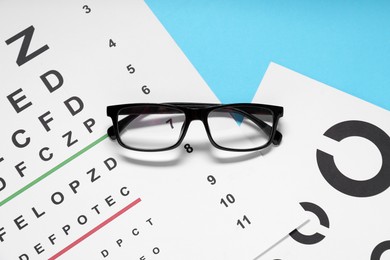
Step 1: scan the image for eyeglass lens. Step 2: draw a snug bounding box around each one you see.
[118,106,185,150]
[116,105,274,151]
[207,107,274,150]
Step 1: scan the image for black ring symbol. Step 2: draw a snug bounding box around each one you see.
[371,240,390,260]
[317,120,390,197]
[290,202,329,245]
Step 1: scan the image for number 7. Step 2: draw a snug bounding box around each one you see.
[166,118,174,129]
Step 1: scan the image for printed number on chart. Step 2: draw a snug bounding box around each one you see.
[207,175,216,185]
[82,5,91,13]
[127,64,135,74]
[166,118,174,129]
[184,144,193,153]
[220,194,236,207]
[237,215,251,229]
[109,39,117,47]
[141,85,150,94]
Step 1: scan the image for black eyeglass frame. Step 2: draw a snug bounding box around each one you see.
[107,102,284,152]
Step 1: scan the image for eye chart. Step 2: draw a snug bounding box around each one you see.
[253,63,390,259]
[0,1,306,259]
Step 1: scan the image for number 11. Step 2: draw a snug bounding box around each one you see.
[237,215,251,229]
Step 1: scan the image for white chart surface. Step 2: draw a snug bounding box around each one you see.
[253,63,390,260]
[0,1,305,259]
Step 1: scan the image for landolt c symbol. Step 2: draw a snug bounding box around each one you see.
[316,120,390,197]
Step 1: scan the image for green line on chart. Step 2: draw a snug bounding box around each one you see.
[0,134,109,207]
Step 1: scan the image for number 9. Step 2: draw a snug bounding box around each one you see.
[207,175,216,185]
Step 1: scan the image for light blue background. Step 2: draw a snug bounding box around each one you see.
[146,1,390,111]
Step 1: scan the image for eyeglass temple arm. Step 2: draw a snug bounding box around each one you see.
[229,108,282,145]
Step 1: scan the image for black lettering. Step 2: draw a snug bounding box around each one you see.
[0,177,6,192]
[132,228,139,236]
[120,187,129,196]
[7,88,32,113]
[153,247,160,255]
[32,207,45,219]
[40,70,63,93]
[64,96,84,116]
[38,111,54,132]
[39,147,53,161]
[105,196,115,207]
[62,225,70,235]
[14,215,28,230]
[5,25,49,66]
[116,239,123,247]
[12,129,30,148]
[146,218,153,226]
[104,157,117,171]
[69,180,80,194]
[77,215,87,225]
[15,161,27,177]
[101,250,109,258]
[34,243,44,254]
[62,131,78,147]
[0,227,6,242]
[18,254,29,260]
[91,205,100,214]
[51,192,64,205]
[87,168,100,183]
[48,234,56,245]
[83,118,95,133]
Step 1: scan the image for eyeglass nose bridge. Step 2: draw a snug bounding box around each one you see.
[179,108,212,146]
[186,107,207,122]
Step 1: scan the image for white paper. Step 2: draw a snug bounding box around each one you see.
[253,62,390,259]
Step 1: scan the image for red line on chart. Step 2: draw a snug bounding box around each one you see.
[49,197,142,260]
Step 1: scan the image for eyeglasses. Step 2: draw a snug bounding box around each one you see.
[106,103,283,152]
